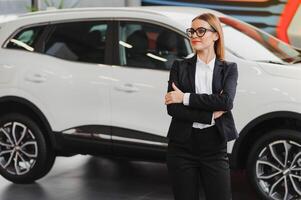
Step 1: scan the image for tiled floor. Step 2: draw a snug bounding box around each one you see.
[0,155,258,200]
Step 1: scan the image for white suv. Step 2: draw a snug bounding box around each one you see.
[0,6,301,200]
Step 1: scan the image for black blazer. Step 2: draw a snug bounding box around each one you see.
[166,54,239,143]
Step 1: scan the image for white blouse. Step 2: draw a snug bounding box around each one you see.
[183,55,216,129]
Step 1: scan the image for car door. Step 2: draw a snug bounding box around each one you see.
[110,20,192,157]
[9,20,114,153]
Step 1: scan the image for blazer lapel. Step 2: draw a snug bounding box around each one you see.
[187,54,224,94]
[187,54,197,93]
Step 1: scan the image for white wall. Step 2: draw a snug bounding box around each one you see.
[0,0,141,14]
[35,0,141,10]
[0,0,141,23]
[0,0,31,15]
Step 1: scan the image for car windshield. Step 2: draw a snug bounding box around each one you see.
[220,16,301,64]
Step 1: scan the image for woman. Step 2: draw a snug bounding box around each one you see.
[164,12,238,200]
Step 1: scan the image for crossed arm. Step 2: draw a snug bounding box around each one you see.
[185,61,238,111]
[165,59,238,123]
[166,60,213,124]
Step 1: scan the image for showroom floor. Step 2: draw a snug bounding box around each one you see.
[0,155,257,200]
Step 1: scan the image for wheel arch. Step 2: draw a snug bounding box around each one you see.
[0,95,56,149]
[230,111,301,169]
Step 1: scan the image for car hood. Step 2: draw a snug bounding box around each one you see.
[259,62,301,80]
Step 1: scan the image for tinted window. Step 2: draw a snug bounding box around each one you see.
[6,26,45,52]
[44,21,108,64]
[119,21,191,70]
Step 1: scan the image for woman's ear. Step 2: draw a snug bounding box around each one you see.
[214,32,219,41]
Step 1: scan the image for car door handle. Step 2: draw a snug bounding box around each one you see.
[114,83,139,93]
[25,73,47,83]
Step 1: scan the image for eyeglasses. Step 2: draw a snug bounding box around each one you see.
[186,27,216,38]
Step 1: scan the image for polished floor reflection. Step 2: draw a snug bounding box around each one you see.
[0,155,257,200]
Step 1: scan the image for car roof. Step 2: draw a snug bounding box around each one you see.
[0,6,227,45]
[18,6,225,18]
[12,6,226,29]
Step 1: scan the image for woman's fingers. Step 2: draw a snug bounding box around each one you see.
[165,92,174,100]
[165,98,175,104]
[165,93,173,104]
[165,100,172,105]
[165,98,174,105]
[213,111,225,119]
[165,93,170,100]
[216,113,222,119]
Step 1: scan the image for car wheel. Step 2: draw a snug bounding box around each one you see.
[0,113,55,183]
[247,129,301,200]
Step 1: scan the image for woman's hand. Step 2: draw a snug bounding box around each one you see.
[165,82,184,105]
[213,111,225,119]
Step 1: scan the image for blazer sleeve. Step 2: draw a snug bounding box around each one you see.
[166,60,213,124]
[188,62,238,111]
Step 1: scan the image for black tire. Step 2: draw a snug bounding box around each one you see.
[0,113,55,184]
[246,129,301,200]
[35,141,56,181]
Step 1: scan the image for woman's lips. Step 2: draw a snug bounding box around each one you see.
[191,40,202,44]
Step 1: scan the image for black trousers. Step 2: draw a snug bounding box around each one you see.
[166,125,232,200]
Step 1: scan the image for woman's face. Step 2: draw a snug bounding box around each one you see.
[189,19,218,52]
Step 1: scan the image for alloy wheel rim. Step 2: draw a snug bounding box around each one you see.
[256,140,301,200]
[0,121,38,175]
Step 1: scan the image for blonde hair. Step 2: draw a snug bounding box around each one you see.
[191,13,225,60]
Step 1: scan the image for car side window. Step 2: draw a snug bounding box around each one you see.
[118,21,191,70]
[44,21,108,64]
[6,26,45,52]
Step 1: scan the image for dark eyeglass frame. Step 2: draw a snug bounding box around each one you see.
[186,27,216,38]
